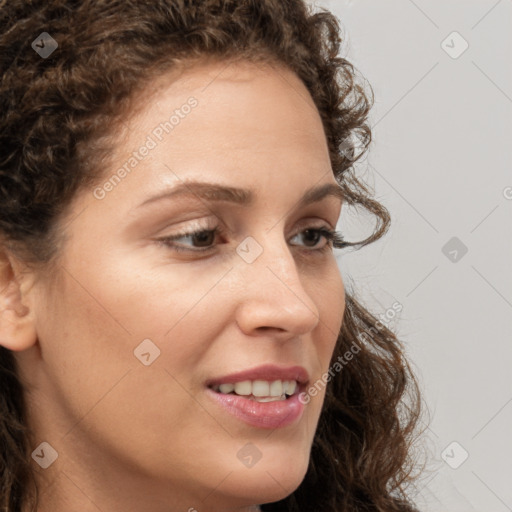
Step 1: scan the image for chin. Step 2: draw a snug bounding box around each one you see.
[218,444,310,506]
[223,472,307,508]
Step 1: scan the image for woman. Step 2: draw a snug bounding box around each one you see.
[0,1,424,511]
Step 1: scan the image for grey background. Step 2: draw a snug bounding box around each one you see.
[309,0,512,510]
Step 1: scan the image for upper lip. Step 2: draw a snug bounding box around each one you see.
[206,364,310,388]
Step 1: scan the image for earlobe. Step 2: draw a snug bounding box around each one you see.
[0,250,38,352]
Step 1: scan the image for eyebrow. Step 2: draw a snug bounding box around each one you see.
[137,180,344,210]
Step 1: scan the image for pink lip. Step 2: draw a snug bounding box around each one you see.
[205,364,310,387]
[206,390,305,429]
[205,364,309,429]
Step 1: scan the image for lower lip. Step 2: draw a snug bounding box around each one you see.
[206,388,305,429]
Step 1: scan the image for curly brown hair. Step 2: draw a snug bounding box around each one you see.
[0,0,424,511]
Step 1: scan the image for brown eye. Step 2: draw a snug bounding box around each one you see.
[300,229,324,247]
[290,227,332,250]
[190,230,216,247]
[157,227,221,253]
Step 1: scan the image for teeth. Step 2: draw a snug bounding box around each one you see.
[269,380,283,397]
[219,383,235,394]
[284,380,297,395]
[252,380,270,397]
[234,381,252,396]
[216,379,298,399]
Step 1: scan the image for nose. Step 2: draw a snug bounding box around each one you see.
[234,235,320,339]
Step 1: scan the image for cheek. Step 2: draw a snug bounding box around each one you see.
[306,263,345,406]
[32,275,139,436]
[313,261,345,351]
[32,259,237,479]
[34,256,225,427]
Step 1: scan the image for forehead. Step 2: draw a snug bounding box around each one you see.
[116,59,328,160]
[88,59,335,214]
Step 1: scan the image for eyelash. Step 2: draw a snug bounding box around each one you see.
[156,224,347,255]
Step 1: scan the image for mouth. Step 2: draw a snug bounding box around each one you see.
[205,365,309,429]
[209,379,300,402]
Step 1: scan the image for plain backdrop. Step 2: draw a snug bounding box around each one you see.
[308,1,512,511]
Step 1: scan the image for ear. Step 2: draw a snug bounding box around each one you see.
[0,247,38,352]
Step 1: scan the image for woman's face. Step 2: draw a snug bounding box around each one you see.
[17,60,345,511]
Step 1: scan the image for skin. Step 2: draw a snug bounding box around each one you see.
[0,59,345,512]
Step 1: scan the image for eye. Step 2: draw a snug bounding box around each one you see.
[290,227,346,252]
[156,226,222,253]
[155,225,347,255]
